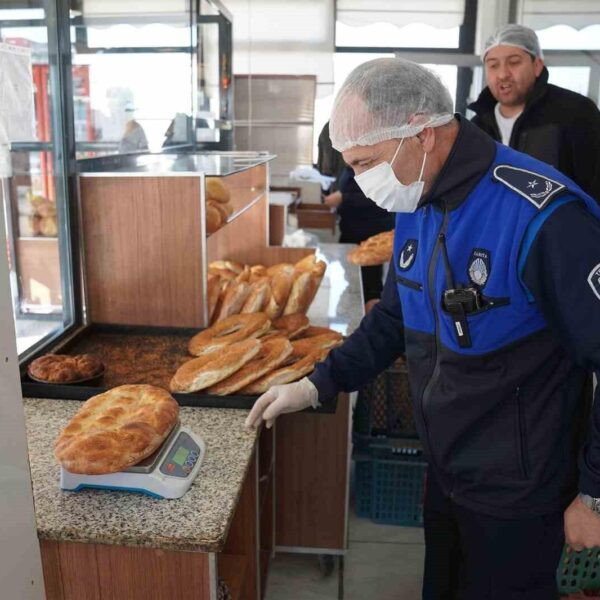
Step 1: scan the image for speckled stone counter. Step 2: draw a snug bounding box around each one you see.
[24,398,257,553]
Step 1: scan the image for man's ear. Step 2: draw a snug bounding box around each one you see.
[417,127,436,153]
[533,57,544,78]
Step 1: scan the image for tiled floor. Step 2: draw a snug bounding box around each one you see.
[265,510,425,600]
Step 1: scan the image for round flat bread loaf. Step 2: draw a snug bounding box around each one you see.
[54,384,179,475]
[238,347,329,396]
[29,353,104,383]
[207,338,293,395]
[189,313,270,356]
[291,332,343,357]
[272,313,310,339]
[171,338,261,393]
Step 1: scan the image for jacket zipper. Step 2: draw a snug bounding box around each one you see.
[395,276,423,291]
[515,387,530,479]
[420,207,449,485]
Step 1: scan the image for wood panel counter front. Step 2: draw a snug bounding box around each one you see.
[24,398,265,600]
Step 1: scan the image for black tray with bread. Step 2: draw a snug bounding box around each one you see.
[19,322,337,414]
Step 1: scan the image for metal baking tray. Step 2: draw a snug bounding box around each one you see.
[20,323,337,414]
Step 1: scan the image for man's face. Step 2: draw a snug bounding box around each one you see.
[484,46,544,108]
[342,137,423,183]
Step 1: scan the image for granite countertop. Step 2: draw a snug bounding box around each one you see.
[307,242,364,336]
[24,398,257,553]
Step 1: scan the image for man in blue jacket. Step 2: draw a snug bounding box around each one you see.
[246,57,600,599]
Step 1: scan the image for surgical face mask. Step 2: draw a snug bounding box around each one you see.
[354,138,427,213]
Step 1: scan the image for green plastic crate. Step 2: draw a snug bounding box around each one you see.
[557,545,600,595]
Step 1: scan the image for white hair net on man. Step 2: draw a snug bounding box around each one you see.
[329,58,454,152]
[483,24,543,60]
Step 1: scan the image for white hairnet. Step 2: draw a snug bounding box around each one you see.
[483,24,543,60]
[329,58,454,152]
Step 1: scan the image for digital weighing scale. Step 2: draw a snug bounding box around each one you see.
[60,423,205,499]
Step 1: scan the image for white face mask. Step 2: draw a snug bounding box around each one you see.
[354,138,427,213]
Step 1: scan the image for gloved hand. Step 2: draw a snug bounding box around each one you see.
[244,377,320,429]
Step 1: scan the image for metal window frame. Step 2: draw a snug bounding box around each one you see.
[333,0,479,114]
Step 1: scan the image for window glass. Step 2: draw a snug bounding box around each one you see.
[0,11,75,355]
[535,25,600,51]
[71,0,194,156]
[546,66,590,97]
[335,0,465,49]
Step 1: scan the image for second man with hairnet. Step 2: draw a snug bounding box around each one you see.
[469,23,600,201]
[246,56,600,598]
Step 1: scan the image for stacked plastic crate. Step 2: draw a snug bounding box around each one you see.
[353,358,427,526]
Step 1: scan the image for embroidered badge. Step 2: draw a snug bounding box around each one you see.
[398,239,418,271]
[493,165,565,209]
[588,263,600,301]
[468,248,490,288]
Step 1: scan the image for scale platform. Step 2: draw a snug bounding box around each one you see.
[60,422,205,499]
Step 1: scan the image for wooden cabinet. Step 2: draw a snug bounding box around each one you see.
[39,429,274,600]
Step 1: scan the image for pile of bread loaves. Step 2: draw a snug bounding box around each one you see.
[170,313,343,395]
[208,254,326,324]
[347,230,394,266]
[205,177,234,234]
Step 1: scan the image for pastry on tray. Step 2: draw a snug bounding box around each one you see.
[54,384,179,475]
[28,353,104,383]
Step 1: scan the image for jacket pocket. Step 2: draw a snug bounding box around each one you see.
[515,387,531,480]
[396,275,423,291]
[466,295,510,317]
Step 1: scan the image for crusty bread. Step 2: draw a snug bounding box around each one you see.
[238,348,328,395]
[206,274,221,323]
[171,339,261,393]
[235,265,251,284]
[241,279,270,314]
[283,271,313,315]
[300,325,340,338]
[210,260,243,274]
[206,202,223,234]
[265,267,294,319]
[266,262,294,277]
[303,260,326,308]
[28,353,104,383]
[208,266,237,280]
[291,332,343,357]
[272,313,310,339]
[294,253,317,272]
[250,265,267,278]
[54,384,179,475]
[214,280,251,322]
[206,177,231,203]
[189,313,271,356]
[207,338,293,395]
[347,230,394,266]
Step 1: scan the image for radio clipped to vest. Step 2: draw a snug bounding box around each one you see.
[442,286,482,348]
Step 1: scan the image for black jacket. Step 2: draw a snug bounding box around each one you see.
[310,118,600,518]
[336,167,395,243]
[468,67,600,202]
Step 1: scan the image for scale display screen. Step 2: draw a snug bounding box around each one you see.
[172,447,190,466]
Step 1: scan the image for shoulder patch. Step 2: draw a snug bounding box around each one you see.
[493,165,566,209]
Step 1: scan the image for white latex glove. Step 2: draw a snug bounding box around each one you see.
[244,377,320,429]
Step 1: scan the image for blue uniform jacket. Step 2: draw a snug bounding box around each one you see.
[309,117,600,518]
